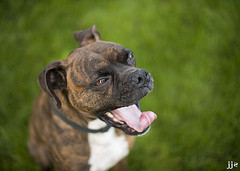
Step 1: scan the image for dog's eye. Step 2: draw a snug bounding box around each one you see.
[95,78,108,86]
[128,53,134,62]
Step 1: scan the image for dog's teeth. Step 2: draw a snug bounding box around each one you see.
[106,112,114,118]
[106,112,124,124]
[113,118,119,122]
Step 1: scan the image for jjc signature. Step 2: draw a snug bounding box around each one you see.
[227,161,238,170]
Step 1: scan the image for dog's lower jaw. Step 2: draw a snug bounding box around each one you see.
[99,109,156,136]
[100,113,150,136]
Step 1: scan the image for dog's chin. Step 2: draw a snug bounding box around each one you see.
[97,103,157,136]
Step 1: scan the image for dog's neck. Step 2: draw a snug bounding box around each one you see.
[50,90,112,134]
[52,90,94,126]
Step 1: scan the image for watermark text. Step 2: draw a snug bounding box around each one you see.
[227,161,238,170]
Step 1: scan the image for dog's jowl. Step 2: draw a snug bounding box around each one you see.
[28,26,157,171]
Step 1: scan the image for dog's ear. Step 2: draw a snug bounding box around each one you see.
[38,60,67,108]
[73,25,100,47]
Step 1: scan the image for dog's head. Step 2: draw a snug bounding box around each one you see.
[38,26,157,136]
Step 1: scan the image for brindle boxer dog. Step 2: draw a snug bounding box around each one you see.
[28,26,157,171]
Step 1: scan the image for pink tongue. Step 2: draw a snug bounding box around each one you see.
[111,105,157,132]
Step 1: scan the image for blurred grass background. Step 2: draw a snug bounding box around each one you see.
[0,0,239,170]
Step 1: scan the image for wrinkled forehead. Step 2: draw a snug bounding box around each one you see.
[66,41,132,85]
[85,41,132,61]
[68,41,132,61]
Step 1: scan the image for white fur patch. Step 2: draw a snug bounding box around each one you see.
[88,119,129,171]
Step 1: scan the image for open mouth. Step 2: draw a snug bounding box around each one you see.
[99,104,157,135]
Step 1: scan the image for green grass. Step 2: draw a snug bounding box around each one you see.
[0,0,239,170]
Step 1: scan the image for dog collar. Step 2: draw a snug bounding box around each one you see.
[50,101,111,133]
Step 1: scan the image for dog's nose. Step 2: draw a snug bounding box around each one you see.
[130,69,150,87]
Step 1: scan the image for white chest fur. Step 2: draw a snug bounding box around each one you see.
[88,119,129,171]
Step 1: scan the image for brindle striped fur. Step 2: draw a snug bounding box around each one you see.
[28,26,146,171]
